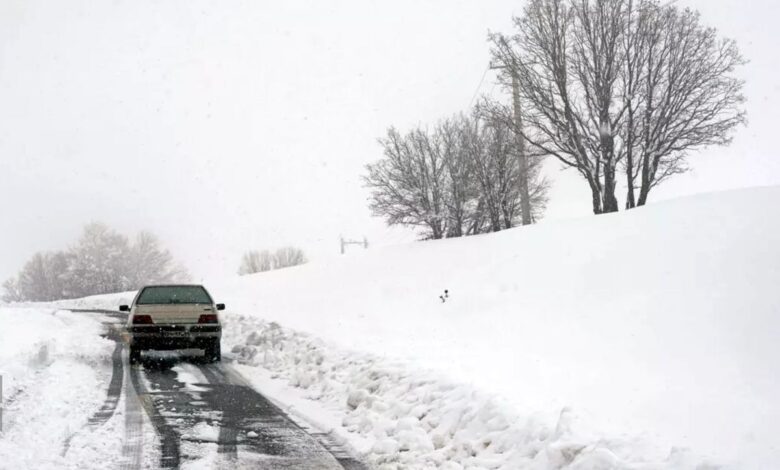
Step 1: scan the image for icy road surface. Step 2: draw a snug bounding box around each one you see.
[91,309,365,470]
[0,308,366,470]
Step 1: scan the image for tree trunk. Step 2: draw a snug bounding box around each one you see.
[637,179,651,206]
[587,176,603,215]
[625,108,637,209]
[599,118,620,214]
[602,166,619,213]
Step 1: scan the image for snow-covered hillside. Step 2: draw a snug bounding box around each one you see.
[218,186,780,469]
[24,186,780,469]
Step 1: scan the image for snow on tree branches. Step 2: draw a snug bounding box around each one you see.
[1,223,190,302]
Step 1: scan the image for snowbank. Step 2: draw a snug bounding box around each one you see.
[213,186,780,469]
[223,315,709,469]
[0,308,121,469]
[49,186,780,469]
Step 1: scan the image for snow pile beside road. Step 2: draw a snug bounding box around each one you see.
[223,314,704,470]
[211,186,780,469]
[50,292,133,311]
[0,308,115,469]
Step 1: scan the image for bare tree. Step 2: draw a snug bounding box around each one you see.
[367,114,548,236]
[491,0,626,214]
[1,278,22,302]
[4,223,190,301]
[436,116,479,237]
[62,223,132,297]
[239,247,306,275]
[273,247,307,269]
[3,251,69,302]
[491,0,745,213]
[365,127,449,239]
[238,250,273,275]
[474,100,550,227]
[630,2,746,206]
[464,115,515,231]
[126,231,190,288]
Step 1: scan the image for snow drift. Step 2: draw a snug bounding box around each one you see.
[0,308,130,469]
[214,186,780,469]
[38,186,780,469]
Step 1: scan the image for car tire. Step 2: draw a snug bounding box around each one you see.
[129,345,141,364]
[205,340,221,363]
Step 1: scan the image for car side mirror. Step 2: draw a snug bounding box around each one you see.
[119,305,130,312]
[216,303,225,311]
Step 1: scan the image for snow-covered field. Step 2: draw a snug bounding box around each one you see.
[0,308,158,469]
[4,186,779,469]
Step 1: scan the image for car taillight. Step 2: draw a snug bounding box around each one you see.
[198,314,218,324]
[132,314,154,325]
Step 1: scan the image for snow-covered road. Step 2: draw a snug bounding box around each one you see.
[0,307,367,470]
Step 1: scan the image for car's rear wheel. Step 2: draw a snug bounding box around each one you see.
[129,345,141,364]
[205,340,221,363]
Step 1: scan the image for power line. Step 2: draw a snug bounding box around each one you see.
[467,66,491,109]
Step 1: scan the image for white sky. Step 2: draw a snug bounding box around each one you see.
[1,0,779,282]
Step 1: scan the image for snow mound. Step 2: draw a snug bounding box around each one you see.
[48,186,780,469]
[214,186,780,469]
[225,315,710,469]
[0,308,118,469]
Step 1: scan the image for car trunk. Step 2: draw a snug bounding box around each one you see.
[134,304,212,324]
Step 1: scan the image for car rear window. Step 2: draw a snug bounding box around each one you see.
[136,286,212,305]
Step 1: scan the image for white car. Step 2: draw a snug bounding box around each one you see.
[120,284,224,364]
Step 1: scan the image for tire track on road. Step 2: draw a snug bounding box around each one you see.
[130,364,181,469]
[62,322,125,458]
[88,336,124,427]
[67,308,367,469]
[121,352,145,470]
[69,309,148,470]
[196,363,367,469]
[196,364,238,462]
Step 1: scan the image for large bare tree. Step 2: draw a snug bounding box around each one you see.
[491,0,745,213]
[629,3,746,207]
[365,127,449,239]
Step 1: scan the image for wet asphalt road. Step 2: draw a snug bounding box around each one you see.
[69,309,367,470]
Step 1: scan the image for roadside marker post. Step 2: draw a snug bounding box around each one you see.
[1,374,3,433]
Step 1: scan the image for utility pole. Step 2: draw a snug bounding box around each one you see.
[491,42,532,226]
[340,236,368,255]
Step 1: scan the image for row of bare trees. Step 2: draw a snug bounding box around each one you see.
[365,112,549,239]
[238,247,308,275]
[2,223,189,302]
[490,0,746,214]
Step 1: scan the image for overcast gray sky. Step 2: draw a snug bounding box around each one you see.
[1,0,779,282]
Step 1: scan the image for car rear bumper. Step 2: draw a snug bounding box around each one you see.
[129,324,221,350]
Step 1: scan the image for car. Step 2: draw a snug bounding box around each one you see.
[120,284,224,364]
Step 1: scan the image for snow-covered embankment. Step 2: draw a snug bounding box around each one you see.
[213,186,780,469]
